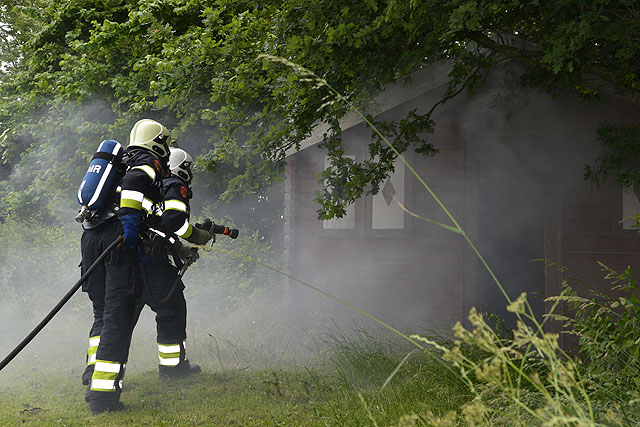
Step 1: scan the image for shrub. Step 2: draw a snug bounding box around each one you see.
[549,263,640,397]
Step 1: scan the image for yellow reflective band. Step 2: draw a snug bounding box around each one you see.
[133,164,157,181]
[158,342,181,366]
[164,199,187,212]
[120,198,142,210]
[121,190,144,211]
[177,221,192,238]
[90,360,123,392]
[87,335,100,366]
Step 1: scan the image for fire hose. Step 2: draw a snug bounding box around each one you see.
[0,235,124,373]
[0,220,239,373]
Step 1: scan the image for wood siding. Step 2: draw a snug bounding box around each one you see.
[284,73,640,335]
[287,104,464,333]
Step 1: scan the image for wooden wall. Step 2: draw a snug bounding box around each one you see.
[284,81,640,336]
[285,89,466,334]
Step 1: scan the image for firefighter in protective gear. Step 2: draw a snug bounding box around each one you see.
[81,119,171,415]
[130,146,211,378]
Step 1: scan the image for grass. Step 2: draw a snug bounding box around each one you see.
[0,337,471,426]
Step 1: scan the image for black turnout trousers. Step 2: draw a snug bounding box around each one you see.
[80,219,142,406]
[132,249,187,348]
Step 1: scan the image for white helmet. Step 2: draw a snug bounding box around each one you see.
[128,119,173,158]
[168,147,193,183]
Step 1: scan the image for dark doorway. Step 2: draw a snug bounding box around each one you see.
[473,135,548,328]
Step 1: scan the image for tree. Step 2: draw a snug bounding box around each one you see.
[584,123,640,189]
[0,0,45,69]
[0,0,638,221]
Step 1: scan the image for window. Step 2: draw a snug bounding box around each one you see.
[371,161,405,230]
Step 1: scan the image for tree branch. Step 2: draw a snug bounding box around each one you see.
[464,31,640,107]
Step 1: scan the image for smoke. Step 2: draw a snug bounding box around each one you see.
[454,69,630,326]
[1,65,633,384]
[0,220,89,380]
[281,65,634,337]
[457,86,559,324]
[0,100,300,383]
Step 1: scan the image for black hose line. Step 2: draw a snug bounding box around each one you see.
[141,261,186,306]
[0,235,124,373]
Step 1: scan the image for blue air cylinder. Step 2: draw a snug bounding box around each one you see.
[75,139,124,222]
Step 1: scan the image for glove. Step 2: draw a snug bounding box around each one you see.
[120,213,140,248]
[196,218,213,233]
[173,240,199,266]
[174,240,192,261]
[185,225,213,245]
[189,248,200,265]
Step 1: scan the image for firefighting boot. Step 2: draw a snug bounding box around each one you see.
[90,400,125,415]
[88,382,125,415]
[88,385,125,415]
[158,359,201,379]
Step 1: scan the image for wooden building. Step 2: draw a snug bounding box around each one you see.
[283,63,640,337]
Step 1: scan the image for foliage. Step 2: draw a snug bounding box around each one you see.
[584,123,640,188]
[412,293,602,426]
[0,0,638,220]
[0,0,46,70]
[548,264,640,396]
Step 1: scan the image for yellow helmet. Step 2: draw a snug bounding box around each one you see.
[128,119,173,158]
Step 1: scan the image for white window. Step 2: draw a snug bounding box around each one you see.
[372,161,405,229]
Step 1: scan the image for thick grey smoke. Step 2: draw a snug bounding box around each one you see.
[280,65,632,338]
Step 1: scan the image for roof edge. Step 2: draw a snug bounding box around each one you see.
[285,60,453,157]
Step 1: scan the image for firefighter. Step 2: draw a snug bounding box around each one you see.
[81,119,173,414]
[131,147,211,378]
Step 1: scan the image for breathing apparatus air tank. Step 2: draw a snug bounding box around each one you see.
[75,139,124,223]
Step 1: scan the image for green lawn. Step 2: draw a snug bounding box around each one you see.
[0,356,470,426]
